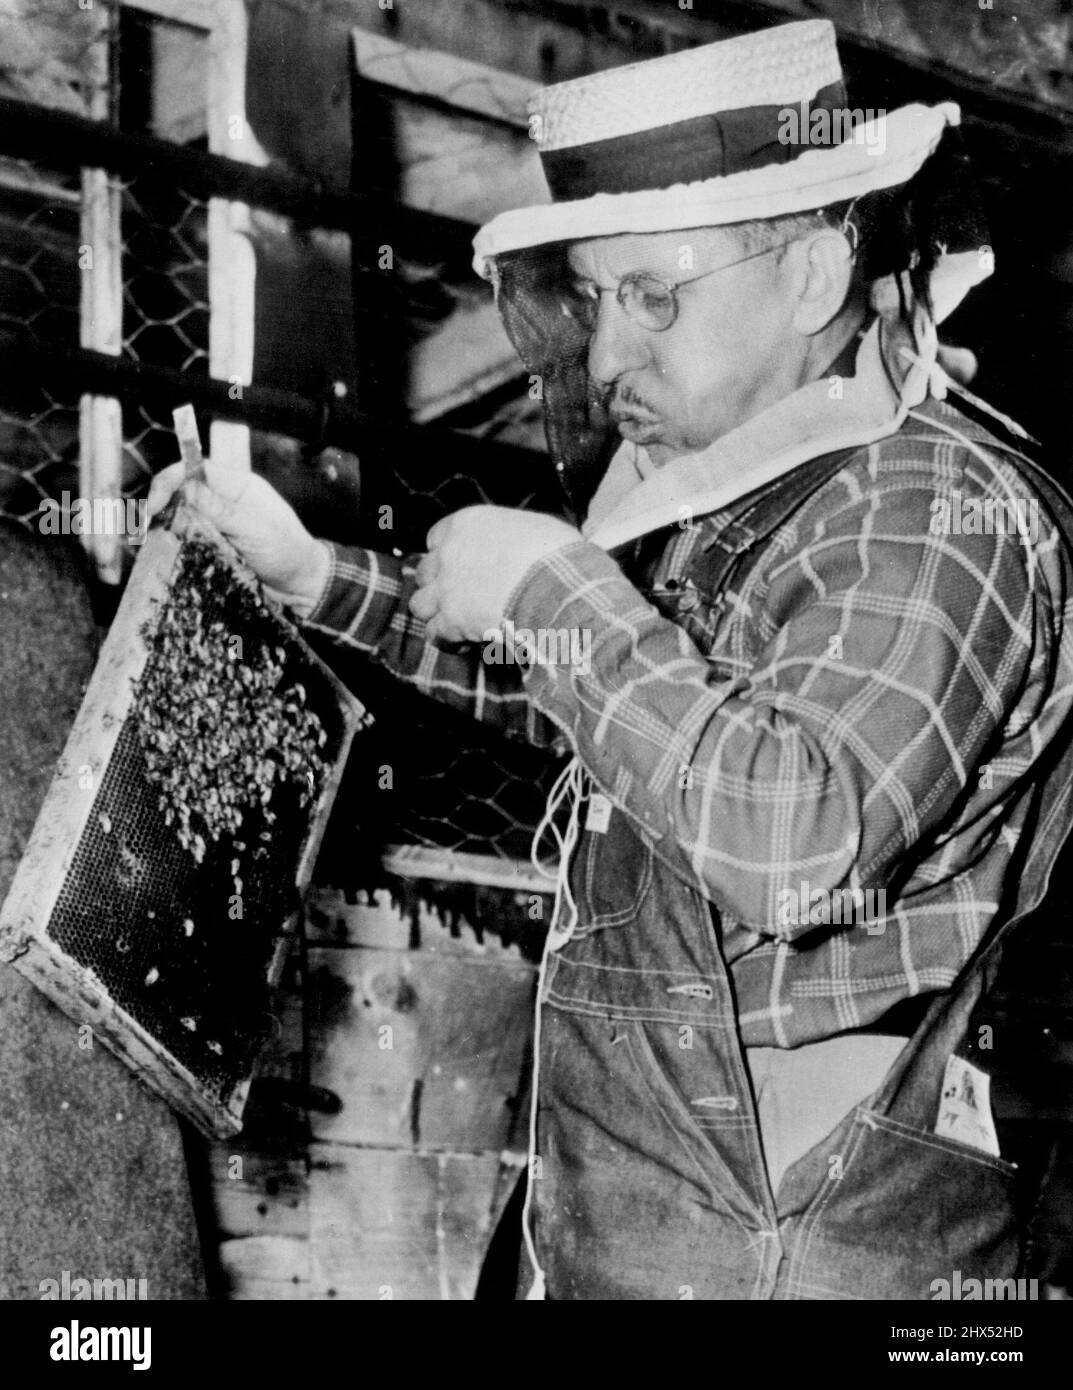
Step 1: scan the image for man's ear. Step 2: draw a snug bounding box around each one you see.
[789,229,856,336]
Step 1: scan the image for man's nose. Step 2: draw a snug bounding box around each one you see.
[587,296,651,387]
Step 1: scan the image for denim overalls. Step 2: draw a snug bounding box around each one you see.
[531,429,1073,1300]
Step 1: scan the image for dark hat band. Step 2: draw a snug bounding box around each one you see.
[540,80,849,201]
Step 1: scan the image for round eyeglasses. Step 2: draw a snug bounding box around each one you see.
[562,240,796,334]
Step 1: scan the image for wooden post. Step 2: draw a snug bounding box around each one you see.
[79,5,123,585]
[119,0,261,471]
[206,0,264,472]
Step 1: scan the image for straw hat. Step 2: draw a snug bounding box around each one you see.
[472,19,984,318]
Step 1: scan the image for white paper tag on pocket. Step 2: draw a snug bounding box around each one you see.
[585,793,612,834]
[935,1055,1001,1157]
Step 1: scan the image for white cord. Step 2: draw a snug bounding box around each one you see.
[897,345,1039,446]
[521,755,586,1297]
[529,755,585,949]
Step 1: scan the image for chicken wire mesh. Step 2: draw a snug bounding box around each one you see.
[308,427,565,882]
[120,173,209,496]
[317,664,560,881]
[0,159,211,527]
[308,386,566,879]
[0,155,80,524]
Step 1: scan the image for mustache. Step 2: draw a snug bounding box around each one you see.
[587,380,658,418]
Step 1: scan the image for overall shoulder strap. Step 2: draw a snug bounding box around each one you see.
[688,446,860,600]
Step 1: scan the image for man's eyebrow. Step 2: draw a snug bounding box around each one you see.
[566,265,661,285]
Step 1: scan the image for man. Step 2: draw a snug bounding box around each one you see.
[150,20,1073,1298]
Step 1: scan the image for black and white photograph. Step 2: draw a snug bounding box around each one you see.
[2,0,1073,1343]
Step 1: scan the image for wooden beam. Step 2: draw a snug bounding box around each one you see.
[0,157,79,205]
[0,96,477,263]
[0,336,549,472]
[382,844,553,896]
[352,29,534,130]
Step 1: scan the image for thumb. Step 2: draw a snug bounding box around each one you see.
[146,461,186,520]
[182,476,240,531]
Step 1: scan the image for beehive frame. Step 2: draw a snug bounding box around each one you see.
[0,506,368,1136]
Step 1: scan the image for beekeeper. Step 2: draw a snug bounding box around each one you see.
[150,20,1073,1300]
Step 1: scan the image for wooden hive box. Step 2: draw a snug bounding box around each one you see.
[0,506,369,1137]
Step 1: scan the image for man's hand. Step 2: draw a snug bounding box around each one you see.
[409,505,581,643]
[146,460,330,618]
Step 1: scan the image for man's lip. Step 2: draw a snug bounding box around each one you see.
[610,407,659,425]
[613,416,662,443]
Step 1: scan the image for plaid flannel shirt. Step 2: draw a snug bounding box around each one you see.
[306,397,1073,1046]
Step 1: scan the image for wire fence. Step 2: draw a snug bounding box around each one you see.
[120,176,210,495]
[0,162,212,522]
[0,155,80,525]
[0,81,561,872]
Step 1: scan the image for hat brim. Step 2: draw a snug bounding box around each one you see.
[473,102,961,276]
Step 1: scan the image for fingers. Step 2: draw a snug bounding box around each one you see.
[422,612,465,646]
[408,567,464,643]
[409,588,470,646]
[146,457,251,527]
[183,472,257,532]
[411,550,444,625]
[414,551,440,587]
[408,580,439,624]
[426,516,450,550]
[426,506,485,552]
[146,461,186,520]
[180,477,230,528]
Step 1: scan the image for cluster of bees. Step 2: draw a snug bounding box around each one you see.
[132,538,328,870]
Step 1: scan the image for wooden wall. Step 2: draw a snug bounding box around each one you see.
[200,885,535,1299]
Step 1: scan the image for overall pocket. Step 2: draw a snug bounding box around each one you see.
[781,1105,1022,1300]
[574,805,653,931]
